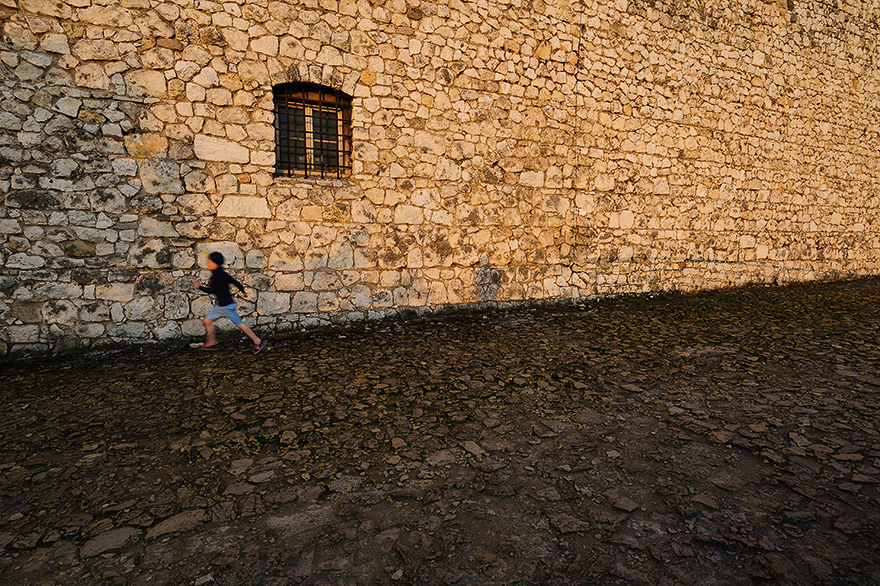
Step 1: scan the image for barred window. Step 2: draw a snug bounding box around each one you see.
[273,83,352,178]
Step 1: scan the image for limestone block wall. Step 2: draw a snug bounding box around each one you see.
[0,0,879,356]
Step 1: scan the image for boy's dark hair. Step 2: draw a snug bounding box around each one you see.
[208,252,225,266]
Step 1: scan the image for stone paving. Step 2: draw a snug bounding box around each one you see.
[1,279,879,586]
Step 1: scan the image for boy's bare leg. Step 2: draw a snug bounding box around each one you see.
[236,323,261,345]
[203,318,218,346]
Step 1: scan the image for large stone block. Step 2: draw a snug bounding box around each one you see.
[72,39,120,61]
[79,302,111,322]
[19,0,73,19]
[8,324,40,343]
[292,291,318,313]
[106,322,148,338]
[0,219,22,234]
[138,160,183,195]
[3,23,38,50]
[177,193,216,215]
[76,323,105,338]
[125,70,168,97]
[394,205,424,224]
[275,273,306,291]
[195,242,244,268]
[95,284,136,303]
[268,247,304,271]
[11,301,43,323]
[138,217,178,237]
[193,135,250,163]
[216,196,271,218]
[257,292,291,315]
[6,253,45,269]
[125,297,160,321]
[80,5,134,27]
[126,134,168,158]
[73,63,111,90]
[128,239,172,268]
[153,322,181,340]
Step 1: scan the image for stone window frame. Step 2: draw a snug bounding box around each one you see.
[273,82,352,180]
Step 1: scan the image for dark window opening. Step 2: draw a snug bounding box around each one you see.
[273,83,352,178]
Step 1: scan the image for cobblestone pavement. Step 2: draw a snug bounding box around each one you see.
[1,279,880,586]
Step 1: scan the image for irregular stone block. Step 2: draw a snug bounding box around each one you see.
[146,510,208,540]
[41,33,70,55]
[106,322,148,338]
[129,240,172,268]
[217,196,271,218]
[81,527,140,557]
[18,0,73,19]
[138,218,178,237]
[6,253,45,269]
[138,160,183,195]
[257,292,291,315]
[11,301,43,323]
[292,291,318,313]
[64,240,96,258]
[595,175,615,191]
[125,70,168,97]
[96,284,136,303]
[0,219,22,234]
[268,247,304,271]
[73,63,111,89]
[72,39,120,61]
[125,134,168,158]
[193,135,249,163]
[3,23,38,50]
[80,5,133,27]
[266,505,334,536]
[153,322,180,340]
[9,324,40,343]
[125,297,160,321]
[7,189,61,209]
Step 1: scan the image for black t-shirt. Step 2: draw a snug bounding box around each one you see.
[199,268,245,306]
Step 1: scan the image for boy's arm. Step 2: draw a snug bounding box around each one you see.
[230,275,247,295]
[193,276,214,294]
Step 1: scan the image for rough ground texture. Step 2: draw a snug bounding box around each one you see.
[1,279,879,586]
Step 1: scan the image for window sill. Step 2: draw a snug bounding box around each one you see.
[272,174,356,186]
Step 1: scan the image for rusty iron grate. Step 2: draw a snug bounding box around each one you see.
[273,83,352,179]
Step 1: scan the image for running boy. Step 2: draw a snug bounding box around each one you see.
[192,251,266,354]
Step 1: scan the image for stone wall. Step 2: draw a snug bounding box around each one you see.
[1,0,879,356]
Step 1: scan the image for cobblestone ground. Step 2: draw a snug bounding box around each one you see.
[1,279,879,586]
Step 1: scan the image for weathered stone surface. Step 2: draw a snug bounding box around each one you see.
[266,506,335,536]
[138,160,183,195]
[216,196,271,218]
[73,63,111,89]
[125,70,167,97]
[6,253,45,269]
[125,134,168,158]
[138,218,178,237]
[256,292,291,315]
[7,189,61,209]
[193,135,249,163]
[71,39,119,61]
[95,284,136,303]
[146,510,208,540]
[81,527,140,557]
[63,240,96,257]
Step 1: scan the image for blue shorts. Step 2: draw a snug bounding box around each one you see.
[205,303,243,325]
